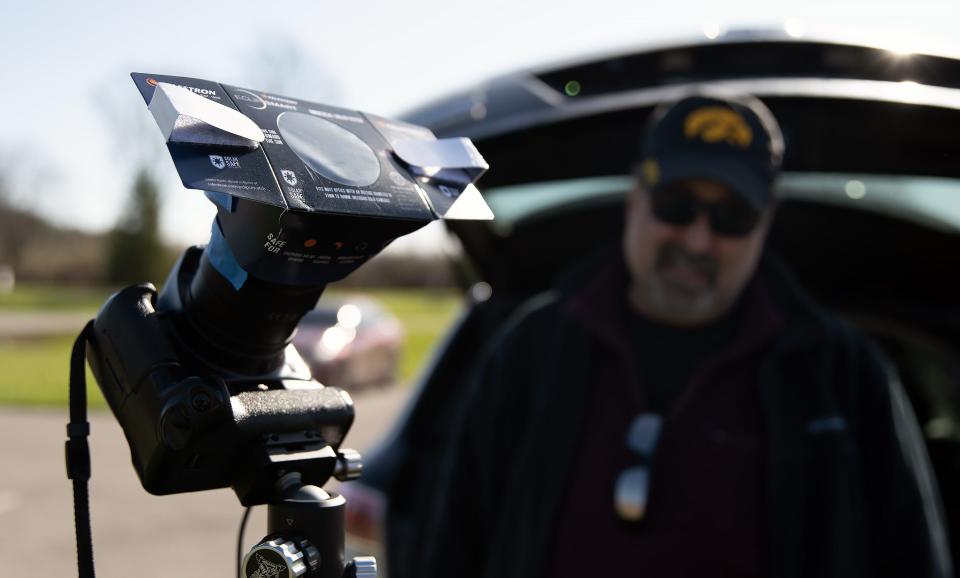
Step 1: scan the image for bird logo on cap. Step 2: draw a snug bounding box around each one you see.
[684,106,753,149]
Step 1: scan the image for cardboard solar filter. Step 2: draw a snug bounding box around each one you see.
[131,73,492,286]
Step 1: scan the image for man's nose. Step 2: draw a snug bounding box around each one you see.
[678,212,714,252]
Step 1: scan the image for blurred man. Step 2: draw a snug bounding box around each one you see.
[422,91,952,578]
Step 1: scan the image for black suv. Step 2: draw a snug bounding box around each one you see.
[343,33,960,577]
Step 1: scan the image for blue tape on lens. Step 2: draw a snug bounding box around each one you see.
[207,219,248,290]
[204,190,237,213]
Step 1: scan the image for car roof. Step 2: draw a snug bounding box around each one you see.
[403,36,960,184]
[404,35,960,142]
[400,36,960,300]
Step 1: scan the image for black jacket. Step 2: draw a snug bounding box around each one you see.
[421,254,952,578]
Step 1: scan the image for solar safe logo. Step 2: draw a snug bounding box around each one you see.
[209,155,241,170]
[280,169,298,187]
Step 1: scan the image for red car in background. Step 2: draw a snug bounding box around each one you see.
[292,296,404,390]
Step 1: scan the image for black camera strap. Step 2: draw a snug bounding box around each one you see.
[65,320,96,578]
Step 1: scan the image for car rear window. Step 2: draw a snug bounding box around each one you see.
[481,173,960,234]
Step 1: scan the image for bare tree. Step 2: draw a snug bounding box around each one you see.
[0,146,59,272]
[90,72,175,284]
[91,75,171,187]
[0,145,58,210]
[244,38,343,104]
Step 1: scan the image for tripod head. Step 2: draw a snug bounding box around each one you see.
[72,73,491,578]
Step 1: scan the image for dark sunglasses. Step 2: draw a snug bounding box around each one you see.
[649,184,761,237]
[614,413,662,522]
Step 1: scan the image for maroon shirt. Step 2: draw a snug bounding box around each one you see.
[548,265,781,577]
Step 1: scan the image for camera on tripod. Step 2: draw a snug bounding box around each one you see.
[69,73,491,578]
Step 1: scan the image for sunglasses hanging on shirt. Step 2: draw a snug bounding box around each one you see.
[614,413,663,522]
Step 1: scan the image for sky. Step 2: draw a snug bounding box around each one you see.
[1,0,958,252]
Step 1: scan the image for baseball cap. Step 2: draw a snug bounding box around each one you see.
[636,90,785,209]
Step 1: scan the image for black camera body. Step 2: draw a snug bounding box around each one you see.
[87,245,356,505]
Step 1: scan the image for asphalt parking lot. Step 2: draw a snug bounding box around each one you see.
[0,385,411,577]
[0,311,93,339]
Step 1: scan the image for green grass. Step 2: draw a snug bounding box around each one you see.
[0,283,113,312]
[375,289,465,381]
[0,336,106,407]
[0,287,465,407]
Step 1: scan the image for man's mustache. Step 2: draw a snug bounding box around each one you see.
[655,244,718,287]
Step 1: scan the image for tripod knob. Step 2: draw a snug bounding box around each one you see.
[242,537,310,577]
[344,556,378,578]
[334,448,363,481]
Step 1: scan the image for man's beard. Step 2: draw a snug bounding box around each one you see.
[627,243,728,325]
[654,243,718,298]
